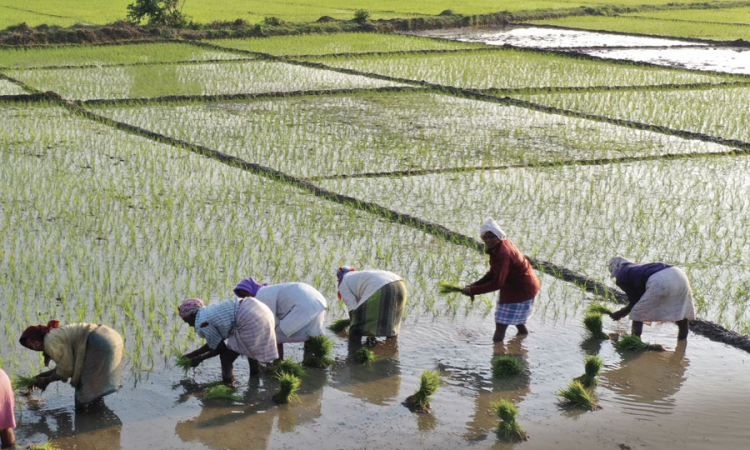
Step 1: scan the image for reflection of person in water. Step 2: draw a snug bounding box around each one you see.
[175,373,325,450]
[332,337,401,406]
[465,335,531,441]
[602,340,689,406]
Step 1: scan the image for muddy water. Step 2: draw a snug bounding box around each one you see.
[13,275,750,449]
[414,26,750,75]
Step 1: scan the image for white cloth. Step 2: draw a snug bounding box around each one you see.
[480,218,506,240]
[254,282,327,340]
[338,270,403,312]
[609,255,634,278]
[629,267,696,323]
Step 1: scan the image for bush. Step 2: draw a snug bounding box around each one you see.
[126,0,190,27]
[354,9,370,24]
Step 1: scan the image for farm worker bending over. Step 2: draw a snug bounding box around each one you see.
[19,321,124,409]
[234,278,327,361]
[0,369,15,448]
[461,218,541,342]
[179,297,278,384]
[336,267,407,343]
[608,256,695,340]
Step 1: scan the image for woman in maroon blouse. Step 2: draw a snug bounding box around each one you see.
[462,219,541,342]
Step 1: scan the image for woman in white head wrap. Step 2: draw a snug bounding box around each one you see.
[460,219,541,342]
[607,256,695,340]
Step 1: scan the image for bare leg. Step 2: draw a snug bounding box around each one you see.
[220,349,239,384]
[248,358,260,377]
[276,343,284,362]
[677,319,689,340]
[631,321,644,337]
[348,332,362,345]
[1,427,16,448]
[516,324,529,335]
[493,324,509,342]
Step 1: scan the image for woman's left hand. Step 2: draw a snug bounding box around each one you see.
[35,376,52,391]
[189,357,203,368]
[462,286,472,296]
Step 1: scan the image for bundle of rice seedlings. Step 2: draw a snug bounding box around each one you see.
[583,312,608,340]
[355,347,377,364]
[175,355,192,373]
[492,356,523,378]
[575,355,603,387]
[270,359,307,379]
[437,281,463,295]
[205,385,243,402]
[13,375,37,393]
[586,302,613,315]
[556,380,598,410]
[615,334,665,352]
[404,370,440,411]
[493,399,528,442]
[28,441,58,450]
[272,372,301,404]
[328,318,351,333]
[302,335,334,368]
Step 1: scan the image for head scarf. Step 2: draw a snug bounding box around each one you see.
[480,218,506,240]
[19,320,60,349]
[233,277,268,298]
[178,298,204,320]
[608,256,634,279]
[336,266,355,286]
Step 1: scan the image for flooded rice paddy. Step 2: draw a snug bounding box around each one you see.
[2,25,750,449]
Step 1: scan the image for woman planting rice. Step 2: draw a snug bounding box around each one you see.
[461,219,541,342]
[179,297,278,384]
[19,321,124,409]
[0,369,15,448]
[336,267,407,343]
[234,278,328,361]
[607,256,695,340]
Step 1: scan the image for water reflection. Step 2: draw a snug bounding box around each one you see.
[601,340,689,414]
[175,372,325,450]
[331,337,401,406]
[16,401,122,449]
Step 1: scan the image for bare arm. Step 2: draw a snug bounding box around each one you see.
[183,344,211,359]
[189,342,229,367]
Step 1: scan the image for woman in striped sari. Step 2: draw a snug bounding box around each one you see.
[336,267,407,343]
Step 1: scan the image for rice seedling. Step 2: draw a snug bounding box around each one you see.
[586,302,613,316]
[575,355,603,387]
[270,359,307,379]
[493,399,528,442]
[272,372,301,404]
[175,355,193,374]
[437,281,463,295]
[205,385,244,402]
[13,375,37,393]
[583,312,608,340]
[28,441,58,450]
[615,334,665,352]
[355,347,377,364]
[328,318,351,333]
[492,356,524,378]
[404,370,440,411]
[557,380,598,410]
[302,335,334,368]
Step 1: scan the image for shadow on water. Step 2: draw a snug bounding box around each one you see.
[327,337,402,406]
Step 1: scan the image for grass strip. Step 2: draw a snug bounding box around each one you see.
[272,372,301,404]
[404,370,440,411]
[557,380,598,410]
[493,399,528,442]
[492,356,524,378]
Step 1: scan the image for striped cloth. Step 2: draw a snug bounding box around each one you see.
[495,298,536,325]
[195,298,240,350]
[226,297,278,363]
[74,325,124,407]
[349,280,407,337]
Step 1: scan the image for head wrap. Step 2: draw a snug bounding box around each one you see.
[336,266,356,286]
[19,320,60,349]
[233,277,268,298]
[608,256,634,278]
[178,298,204,320]
[480,218,506,240]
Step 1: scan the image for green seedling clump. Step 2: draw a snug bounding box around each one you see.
[303,335,334,368]
[13,375,37,393]
[557,380,598,410]
[575,355,603,387]
[615,334,665,352]
[437,281,463,295]
[492,356,524,378]
[584,312,608,340]
[404,370,440,411]
[355,347,377,364]
[205,385,243,402]
[272,372,301,404]
[493,399,528,441]
[28,441,58,450]
[586,302,613,315]
[328,318,351,333]
[271,359,307,379]
[175,355,192,373]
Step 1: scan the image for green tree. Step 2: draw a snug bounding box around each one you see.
[126,0,189,27]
